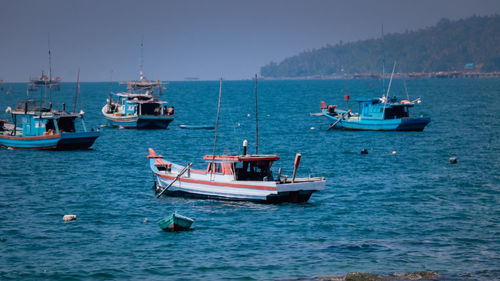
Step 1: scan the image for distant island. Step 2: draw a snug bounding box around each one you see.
[260,15,500,79]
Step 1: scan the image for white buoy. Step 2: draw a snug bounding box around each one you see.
[247,113,251,117]
[63,215,76,222]
[310,127,315,130]
[391,151,397,155]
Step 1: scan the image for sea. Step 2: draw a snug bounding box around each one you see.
[0,78,499,280]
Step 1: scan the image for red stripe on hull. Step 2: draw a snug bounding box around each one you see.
[155,172,277,191]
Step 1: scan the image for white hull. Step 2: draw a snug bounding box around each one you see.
[150,159,325,203]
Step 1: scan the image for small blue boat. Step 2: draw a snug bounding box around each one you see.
[0,100,99,150]
[321,96,430,131]
[102,78,174,129]
[157,213,194,232]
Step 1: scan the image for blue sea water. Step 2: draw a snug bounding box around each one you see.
[0,78,499,280]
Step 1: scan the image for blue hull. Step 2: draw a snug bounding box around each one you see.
[0,131,100,150]
[324,113,430,131]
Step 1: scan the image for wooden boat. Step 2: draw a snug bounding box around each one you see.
[101,87,174,129]
[149,147,325,203]
[321,97,431,131]
[157,213,194,232]
[0,100,99,150]
[178,124,215,130]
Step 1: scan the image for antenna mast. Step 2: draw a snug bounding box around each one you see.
[381,24,385,95]
[140,38,144,80]
[254,74,259,154]
[48,35,53,104]
[73,68,80,113]
[211,78,223,178]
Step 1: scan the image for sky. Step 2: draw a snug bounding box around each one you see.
[1,0,499,82]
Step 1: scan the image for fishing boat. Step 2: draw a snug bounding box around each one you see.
[101,41,174,129]
[0,100,99,150]
[157,213,194,232]
[29,71,61,91]
[101,79,174,129]
[149,77,325,203]
[321,62,430,131]
[29,39,61,91]
[320,96,430,131]
[149,147,325,203]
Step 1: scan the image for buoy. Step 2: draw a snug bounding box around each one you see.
[450,157,457,164]
[63,215,76,222]
[361,149,368,154]
[247,114,251,117]
[310,127,315,130]
[243,139,248,155]
[391,151,397,155]
[143,218,149,224]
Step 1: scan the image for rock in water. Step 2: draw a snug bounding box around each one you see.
[345,272,382,281]
[63,215,77,222]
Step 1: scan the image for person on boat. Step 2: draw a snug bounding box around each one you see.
[167,106,174,115]
[327,105,337,116]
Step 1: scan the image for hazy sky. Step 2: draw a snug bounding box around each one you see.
[1,0,499,81]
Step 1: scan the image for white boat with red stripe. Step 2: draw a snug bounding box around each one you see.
[148,146,325,203]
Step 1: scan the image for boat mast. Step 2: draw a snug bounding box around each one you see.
[211,78,223,178]
[382,61,396,118]
[254,74,259,154]
[48,35,53,104]
[139,38,144,80]
[73,68,80,113]
[381,24,385,96]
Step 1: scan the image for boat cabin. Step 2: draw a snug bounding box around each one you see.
[202,154,280,181]
[355,97,413,120]
[8,100,87,136]
[108,93,172,117]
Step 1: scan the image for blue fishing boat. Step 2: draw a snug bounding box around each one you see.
[320,96,430,131]
[157,213,194,232]
[0,100,99,150]
[102,78,174,129]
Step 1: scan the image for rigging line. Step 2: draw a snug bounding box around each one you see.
[382,61,397,119]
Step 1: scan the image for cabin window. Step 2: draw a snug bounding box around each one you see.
[384,106,409,119]
[141,103,162,116]
[208,163,223,173]
[234,161,273,181]
[46,119,56,132]
[57,117,76,132]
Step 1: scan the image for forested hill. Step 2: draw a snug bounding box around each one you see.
[260,15,500,78]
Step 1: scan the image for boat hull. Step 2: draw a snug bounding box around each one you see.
[0,131,100,150]
[324,114,430,131]
[102,105,174,129]
[157,213,194,232]
[104,115,174,129]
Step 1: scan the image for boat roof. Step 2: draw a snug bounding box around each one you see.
[113,92,168,104]
[355,97,414,106]
[203,154,280,162]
